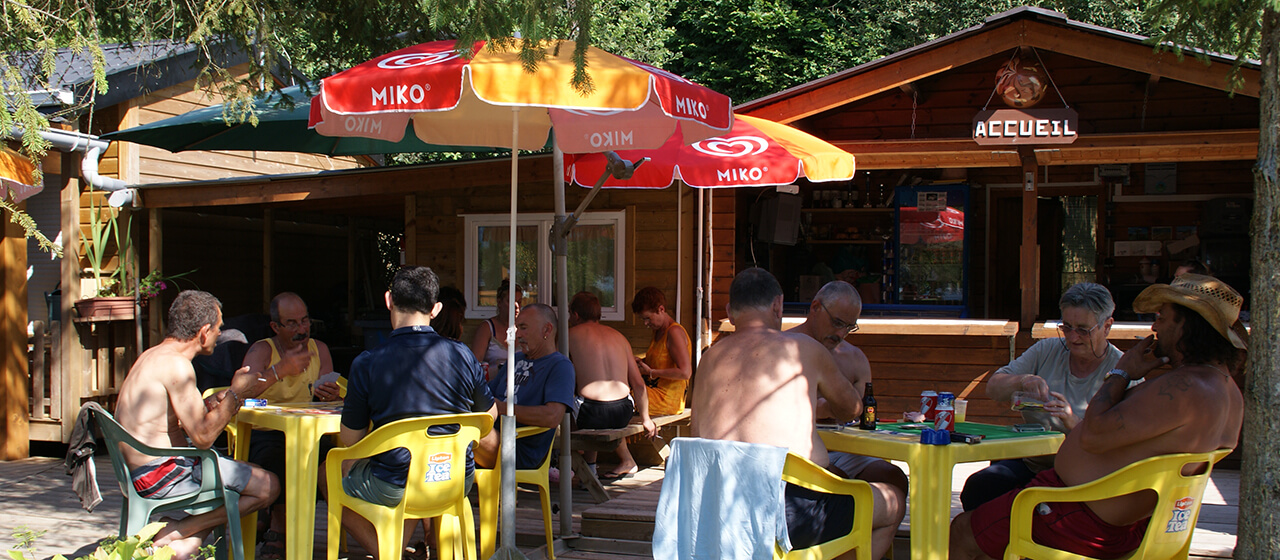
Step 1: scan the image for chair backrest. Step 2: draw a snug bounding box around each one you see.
[1006,448,1231,560]
[348,413,491,516]
[1125,449,1231,558]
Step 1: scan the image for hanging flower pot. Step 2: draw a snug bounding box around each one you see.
[73,296,136,322]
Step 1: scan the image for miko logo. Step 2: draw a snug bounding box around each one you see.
[376,51,460,69]
[1165,496,1196,533]
[425,452,453,483]
[342,115,384,135]
[693,136,769,158]
[587,130,635,148]
[674,96,709,119]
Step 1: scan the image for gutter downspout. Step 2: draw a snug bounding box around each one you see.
[7,127,132,205]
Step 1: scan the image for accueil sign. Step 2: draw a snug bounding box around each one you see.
[972,108,1078,146]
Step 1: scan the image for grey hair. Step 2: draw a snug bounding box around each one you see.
[1059,282,1115,323]
[815,281,861,308]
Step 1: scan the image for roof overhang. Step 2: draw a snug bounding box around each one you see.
[738,7,1261,124]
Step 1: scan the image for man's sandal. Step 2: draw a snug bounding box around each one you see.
[258,530,285,560]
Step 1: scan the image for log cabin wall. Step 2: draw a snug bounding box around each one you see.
[392,156,694,356]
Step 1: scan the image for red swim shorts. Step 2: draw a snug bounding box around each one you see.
[970,468,1148,559]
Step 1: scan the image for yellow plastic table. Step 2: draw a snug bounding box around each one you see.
[233,402,344,560]
[818,422,1064,560]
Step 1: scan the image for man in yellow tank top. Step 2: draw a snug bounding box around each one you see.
[240,292,337,558]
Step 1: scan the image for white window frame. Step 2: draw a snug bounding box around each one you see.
[463,210,627,322]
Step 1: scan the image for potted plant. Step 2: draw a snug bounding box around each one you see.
[75,197,137,321]
[74,194,195,321]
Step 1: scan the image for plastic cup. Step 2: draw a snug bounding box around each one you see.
[954,398,968,422]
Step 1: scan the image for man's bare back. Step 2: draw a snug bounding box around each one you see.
[567,321,634,401]
[693,325,857,468]
[1056,361,1242,526]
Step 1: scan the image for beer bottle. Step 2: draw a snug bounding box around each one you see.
[859,382,877,430]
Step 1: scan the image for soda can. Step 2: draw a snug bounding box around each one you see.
[921,391,938,422]
[938,392,956,409]
[935,406,955,431]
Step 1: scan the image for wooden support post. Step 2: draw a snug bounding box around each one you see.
[61,152,85,440]
[148,209,163,344]
[263,208,273,310]
[1019,147,1040,329]
[1,185,31,458]
[404,194,417,265]
[347,218,357,334]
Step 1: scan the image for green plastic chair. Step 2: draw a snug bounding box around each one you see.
[86,402,246,560]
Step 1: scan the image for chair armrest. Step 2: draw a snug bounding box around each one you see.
[780,454,874,504]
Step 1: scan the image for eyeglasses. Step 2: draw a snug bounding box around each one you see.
[819,301,859,334]
[1057,321,1101,338]
[277,316,311,330]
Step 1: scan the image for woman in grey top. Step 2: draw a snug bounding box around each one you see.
[959,282,1125,511]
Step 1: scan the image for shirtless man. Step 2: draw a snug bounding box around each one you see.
[789,280,907,558]
[567,291,656,479]
[951,273,1246,559]
[114,291,278,560]
[693,268,897,558]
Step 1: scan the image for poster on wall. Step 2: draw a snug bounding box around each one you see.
[917,191,947,212]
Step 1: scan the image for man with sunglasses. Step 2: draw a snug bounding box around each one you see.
[790,280,907,560]
[960,282,1132,511]
[240,291,337,559]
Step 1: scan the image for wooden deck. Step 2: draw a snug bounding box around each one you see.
[0,455,1239,560]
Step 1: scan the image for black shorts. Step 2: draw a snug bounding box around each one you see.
[575,396,634,430]
[784,481,856,550]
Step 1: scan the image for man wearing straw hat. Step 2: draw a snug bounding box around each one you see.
[951,274,1246,559]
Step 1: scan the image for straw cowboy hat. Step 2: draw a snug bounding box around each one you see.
[1133,273,1247,350]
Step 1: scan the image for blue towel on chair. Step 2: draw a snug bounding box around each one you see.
[653,438,790,560]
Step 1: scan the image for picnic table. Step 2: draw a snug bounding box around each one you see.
[560,409,692,502]
[819,421,1064,560]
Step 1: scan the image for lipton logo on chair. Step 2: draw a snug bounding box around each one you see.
[426,452,453,482]
[1165,496,1196,533]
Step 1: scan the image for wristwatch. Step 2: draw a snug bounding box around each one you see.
[1106,368,1132,383]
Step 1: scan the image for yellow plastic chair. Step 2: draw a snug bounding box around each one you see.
[475,426,555,560]
[776,452,875,560]
[1003,448,1232,560]
[335,377,348,398]
[202,387,238,453]
[325,413,491,560]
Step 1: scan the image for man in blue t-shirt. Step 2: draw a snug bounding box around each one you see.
[320,266,498,555]
[488,303,576,469]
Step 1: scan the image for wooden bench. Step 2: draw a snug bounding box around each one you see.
[561,409,692,502]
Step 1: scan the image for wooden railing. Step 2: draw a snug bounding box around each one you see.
[26,320,62,423]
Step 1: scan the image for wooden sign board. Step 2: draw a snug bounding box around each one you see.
[973,108,1078,145]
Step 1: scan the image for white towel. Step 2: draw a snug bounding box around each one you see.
[653,438,790,560]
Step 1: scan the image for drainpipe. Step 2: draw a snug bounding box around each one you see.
[7,127,132,205]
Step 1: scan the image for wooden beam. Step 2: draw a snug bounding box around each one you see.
[148,209,163,344]
[835,129,1259,169]
[262,208,273,310]
[404,194,417,265]
[1019,147,1039,329]
[60,152,85,444]
[1023,20,1260,98]
[742,21,1028,123]
[1,183,30,458]
[138,155,554,209]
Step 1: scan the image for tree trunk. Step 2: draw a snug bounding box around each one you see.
[1237,7,1280,558]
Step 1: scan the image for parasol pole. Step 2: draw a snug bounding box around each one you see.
[494,107,527,560]
[552,141,575,538]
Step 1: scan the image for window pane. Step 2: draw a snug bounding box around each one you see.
[557,224,617,308]
[476,225,539,307]
[1061,196,1097,288]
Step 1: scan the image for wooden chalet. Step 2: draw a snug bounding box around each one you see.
[732,6,1259,426]
[4,41,365,457]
